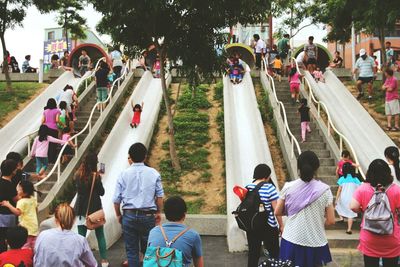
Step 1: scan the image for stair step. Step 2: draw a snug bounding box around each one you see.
[326,230,359,248]
[299,141,326,150]
[319,175,338,185]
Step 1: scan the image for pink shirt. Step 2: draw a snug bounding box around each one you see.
[31,136,66,158]
[62,133,70,142]
[337,159,353,176]
[43,109,61,130]
[313,70,323,79]
[384,76,399,102]
[289,72,300,85]
[353,183,400,257]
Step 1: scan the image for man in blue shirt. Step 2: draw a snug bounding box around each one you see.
[113,142,164,267]
[147,196,203,267]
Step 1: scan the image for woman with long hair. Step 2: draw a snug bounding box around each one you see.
[275,151,335,267]
[384,146,400,184]
[34,203,97,266]
[350,159,400,267]
[74,151,109,267]
[42,98,61,163]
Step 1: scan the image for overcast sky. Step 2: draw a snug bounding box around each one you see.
[1,5,326,67]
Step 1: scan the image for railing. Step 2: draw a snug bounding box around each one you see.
[292,58,366,179]
[33,61,131,195]
[261,58,302,158]
[6,57,106,158]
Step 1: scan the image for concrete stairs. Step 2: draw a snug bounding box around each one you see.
[272,77,360,248]
[23,87,101,207]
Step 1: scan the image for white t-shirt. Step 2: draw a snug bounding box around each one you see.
[255,39,266,54]
[280,179,333,247]
[59,89,74,112]
[296,51,305,64]
[111,50,123,67]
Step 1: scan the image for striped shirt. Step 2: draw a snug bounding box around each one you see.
[355,56,374,77]
[246,183,279,227]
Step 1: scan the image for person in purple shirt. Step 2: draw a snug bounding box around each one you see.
[113,142,164,267]
[42,98,61,163]
[34,203,97,267]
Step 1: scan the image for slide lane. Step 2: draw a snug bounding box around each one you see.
[0,71,92,159]
[224,72,278,252]
[86,71,171,248]
[308,70,395,172]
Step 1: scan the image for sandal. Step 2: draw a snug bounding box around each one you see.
[346,230,352,235]
[386,127,392,131]
[391,127,400,132]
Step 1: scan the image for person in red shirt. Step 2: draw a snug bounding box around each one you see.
[130,101,144,128]
[0,226,33,267]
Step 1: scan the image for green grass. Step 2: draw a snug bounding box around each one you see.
[344,80,385,115]
[0,82,46,122]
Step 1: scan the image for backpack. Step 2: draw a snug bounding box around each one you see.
[363,184,394,235]
[143,225,189,267]
[233,182,269,232]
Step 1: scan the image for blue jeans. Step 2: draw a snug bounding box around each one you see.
[35,157,48,174]
[122,213,155,267]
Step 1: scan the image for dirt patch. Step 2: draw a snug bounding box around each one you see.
[0,83,48,127]
[346,83,400,147]
[254,82,289,188]
[178,85,225,213]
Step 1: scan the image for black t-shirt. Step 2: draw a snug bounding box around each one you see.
[298,106,310,122]
[95,68,109,88]
[0,178,17,214]
[333,56,343,67]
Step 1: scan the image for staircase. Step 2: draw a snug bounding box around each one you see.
[23,86,101,207]
[272,77,359,248]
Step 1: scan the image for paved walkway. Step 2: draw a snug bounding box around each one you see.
[94,236,364,266]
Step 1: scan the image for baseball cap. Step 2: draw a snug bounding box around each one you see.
[359,49,366,56]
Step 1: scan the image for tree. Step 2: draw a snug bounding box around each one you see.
[0,0,31,91]
[34,0,87,52]
[91,0,271,171]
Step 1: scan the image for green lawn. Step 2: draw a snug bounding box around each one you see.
[0,82,47,123]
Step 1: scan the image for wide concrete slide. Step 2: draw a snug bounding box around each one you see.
[308,70,396,172]
[224,72,278,252]
[0,71,92,160]
[86,71,171,248]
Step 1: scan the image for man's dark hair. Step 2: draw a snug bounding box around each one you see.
[6,152,22,164]
[6,226,28,249]
[308,36,314,41]
[253,34,260,40]
[1,159,17,176]
[164,196,187,222]
[335,51,340,55]
[129,143,147,162]
[25,55,31,60]
[386,41,391,45]
[283,34,290,38]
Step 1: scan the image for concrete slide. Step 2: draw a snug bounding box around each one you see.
[306,70,396,173]
[84,71,171,248]
[224,72,278,252]
[0,71,92,160]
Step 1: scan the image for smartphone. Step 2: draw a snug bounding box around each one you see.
[99,163,105,174]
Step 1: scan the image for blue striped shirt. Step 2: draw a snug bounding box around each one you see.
[246,183,279,227]
[355,56,374,77]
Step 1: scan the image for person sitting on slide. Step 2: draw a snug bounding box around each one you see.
[230,58,244,84]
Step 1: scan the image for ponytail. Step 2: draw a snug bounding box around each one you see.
[298,151,320,182]
[384,146,400,181]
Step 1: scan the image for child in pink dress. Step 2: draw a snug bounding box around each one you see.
[130,101,144,128]
[288,67,302,104]
[153,58,161,78]
[313,68,325,82]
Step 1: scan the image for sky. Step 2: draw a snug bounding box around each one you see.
[1,6,326,67]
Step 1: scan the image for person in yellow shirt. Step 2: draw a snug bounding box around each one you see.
[273,55,283,82]
[1,181,38,250]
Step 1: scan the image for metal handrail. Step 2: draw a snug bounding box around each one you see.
[292,58,366,179]
[261,57,302,158]
[35,61,131,191]
[6,57,107,157]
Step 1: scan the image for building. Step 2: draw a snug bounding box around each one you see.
[231,18,273,47]
[43,27,106,71]
[327,24,400,69]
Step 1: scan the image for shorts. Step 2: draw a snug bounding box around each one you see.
[97,87,108,102]
[385,99,400,115]
[273,68,281,75]
[62,145,74,156]
[358,76,373,84]
[290,83,300,93]
[307,58,317,65]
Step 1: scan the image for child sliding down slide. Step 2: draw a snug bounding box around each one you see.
[130,101,144,128]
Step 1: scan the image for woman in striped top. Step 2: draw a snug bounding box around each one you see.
[245,164,282,267]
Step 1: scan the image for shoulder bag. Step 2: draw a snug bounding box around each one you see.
[85,173,106,230]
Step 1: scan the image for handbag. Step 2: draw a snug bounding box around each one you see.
[85,173,106,230]
[143,225,190,267]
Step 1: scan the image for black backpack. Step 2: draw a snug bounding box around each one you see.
[233,182,268,232]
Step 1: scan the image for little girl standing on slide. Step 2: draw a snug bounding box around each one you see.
[130,101,144,128]
[288,67,302,104]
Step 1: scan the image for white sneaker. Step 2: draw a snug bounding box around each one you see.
[101,262,109,267]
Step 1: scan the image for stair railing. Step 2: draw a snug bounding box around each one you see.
[6,57,106,158]
[32,61,131,197]
[292,58,365,179]
[261,57,301,158]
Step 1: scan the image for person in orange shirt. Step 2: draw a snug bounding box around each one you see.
[272,55,283,82]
